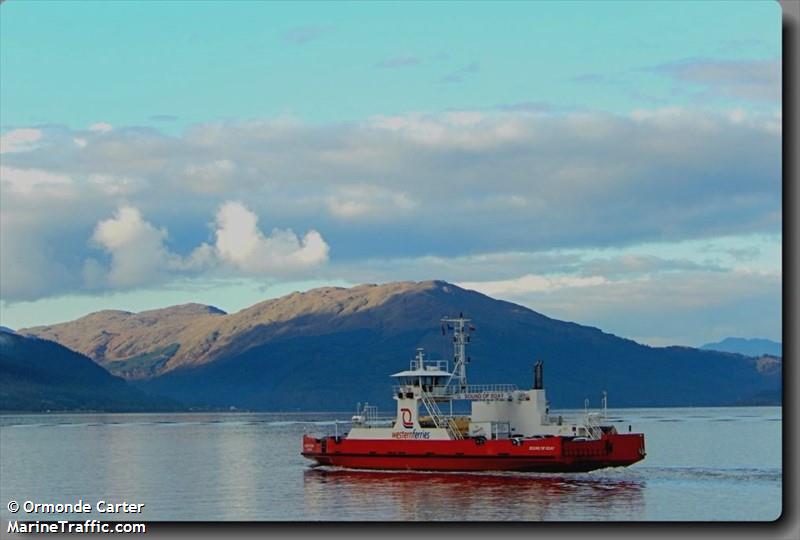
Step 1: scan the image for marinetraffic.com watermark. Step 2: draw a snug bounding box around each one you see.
[6,499,146,534]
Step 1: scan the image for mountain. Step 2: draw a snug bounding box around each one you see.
[21,280,781,410]
[20,303,229,379]
[0,331,179,412]
[701,337,782,357]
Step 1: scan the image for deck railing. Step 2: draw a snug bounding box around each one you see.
[392,383,518,400]
[409,359,449,372]
[455,383,518,394]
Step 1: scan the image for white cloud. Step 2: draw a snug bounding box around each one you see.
[652,57,780,103]
[630,106,687,123]
[183,159,237,194]
[0,213,76,302]
[321,232,780,287]
[326,184,417,219]
[0,166,73,195]
[211,201,328,273]
[728,108,747,124]
[88,174,147,196]
[89,122,113,133]
[457,269,780,346]
[368,111,527,149]
[459,274,607,296]
[460,193,534,210]
[84,202,329,289]
[0,128,42,154]
[90,206,172,288]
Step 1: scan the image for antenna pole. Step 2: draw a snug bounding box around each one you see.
[442,315,471,392]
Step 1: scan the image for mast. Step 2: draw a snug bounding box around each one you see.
[441,314,472,392]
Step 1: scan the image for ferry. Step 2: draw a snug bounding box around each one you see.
[302,315,645,472]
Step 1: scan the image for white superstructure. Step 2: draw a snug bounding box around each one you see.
[348,315,606,441]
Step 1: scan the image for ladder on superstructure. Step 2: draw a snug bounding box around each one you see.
[419,391,463,440]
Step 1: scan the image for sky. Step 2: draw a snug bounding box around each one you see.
[0,0,782,346]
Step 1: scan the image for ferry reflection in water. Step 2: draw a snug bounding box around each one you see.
[303,468,645,521]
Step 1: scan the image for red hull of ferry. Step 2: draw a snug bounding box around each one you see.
[302,432,645,472]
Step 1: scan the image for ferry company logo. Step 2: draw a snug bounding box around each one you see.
[400,408,413,428]
[391,430,431,440]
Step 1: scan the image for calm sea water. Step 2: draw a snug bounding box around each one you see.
[0,407,781,521]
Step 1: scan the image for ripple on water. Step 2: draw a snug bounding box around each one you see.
[640,467,781,483]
